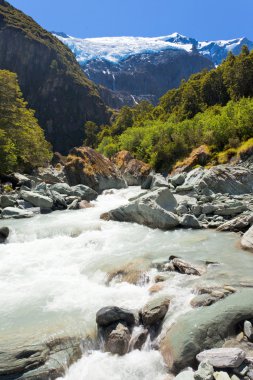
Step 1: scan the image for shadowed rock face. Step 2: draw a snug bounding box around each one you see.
[0,0,109,153]
[82,50,214,107]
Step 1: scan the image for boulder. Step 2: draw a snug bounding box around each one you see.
[105,188,180,230]
[180,214,202,229]
[194,360,214,380]
[130,328,149,351]
[20,190,53,209]
[0,226,9,243]
[241,226,253,252]
[111,150,151,186]
[1,207,34,219]
[217,214,253,233]
[36,166,66,184]
[184,165,253,195]
[244,320,253,341]
[0,194,17,208]
[166,258,203,276]
[50,191,67,210]
[150,174,169,189]
[65,147,127,193]
[104,323,131,355]
[96,306,135,328]
[141,296,170,327]
[196,348,246,368]
[160,289,253,372]
[0,337,82,380]
[170,173,186,187]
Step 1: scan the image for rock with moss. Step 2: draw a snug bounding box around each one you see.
[111,150,151,186]
[65,147,127,193]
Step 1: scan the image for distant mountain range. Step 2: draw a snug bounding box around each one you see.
[53,32,253,66]
[53,32,253,107]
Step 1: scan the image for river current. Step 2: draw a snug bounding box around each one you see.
[0,187,252,379]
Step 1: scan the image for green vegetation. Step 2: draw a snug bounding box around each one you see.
[96,47,253,171]
[0,70,52,174]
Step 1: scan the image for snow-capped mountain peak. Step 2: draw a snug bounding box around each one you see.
[53,32,253,66]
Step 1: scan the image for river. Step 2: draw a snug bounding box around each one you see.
[0,187,252,379]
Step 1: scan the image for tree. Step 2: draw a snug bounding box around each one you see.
[83,121,100,148]
[0,70,52,174]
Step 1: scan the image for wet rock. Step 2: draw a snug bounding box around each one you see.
[168,258,203,276]
[241,226,253,252]
[141,296,170,327]
[65,147,127,193]
[96,306,135,328]
[194,360,214,380]
[244,321,253,341]
[111,150,151,186]
[50,190,67,210]
[191,294,220,308]
[180,214,202,229]
[149,282,165,294]
[0,337,82,380]
[105,187,180,230]
[197,348,246,368]
[160,289,253,372]
[141,173,155,190]
[130,329,149,350]
[1,207,34,219]
[0,226,9,243]
[104,323,131,356]
[217,214,253,233]
[20,190,53,209]
[107,260,149,285]
[68,199,80,210]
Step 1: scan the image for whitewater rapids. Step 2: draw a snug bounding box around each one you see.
[0,187,251,379]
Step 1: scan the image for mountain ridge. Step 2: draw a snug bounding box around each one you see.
[53,32,253,66]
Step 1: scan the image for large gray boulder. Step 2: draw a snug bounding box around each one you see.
[241,225,253,252]
[160,289,253,372]
[1,207,34,219]
[180,214,202,229]
[196,348,246,368]
[184,166,253,195]
[20,190,53,209]
[104,188,179,230]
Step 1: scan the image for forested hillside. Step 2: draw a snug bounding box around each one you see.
[97,46,253,171]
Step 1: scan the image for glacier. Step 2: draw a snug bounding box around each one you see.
[53,32,253,65]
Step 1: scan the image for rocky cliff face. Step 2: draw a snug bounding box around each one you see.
[0,0,109,153]
[83,50,214,106]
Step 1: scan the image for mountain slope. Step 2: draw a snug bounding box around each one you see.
[54,32,253,108]
[0,0,109,153]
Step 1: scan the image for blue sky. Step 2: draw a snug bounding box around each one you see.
[8,0,253,40]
